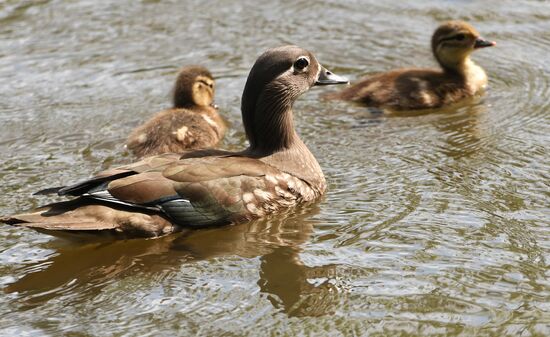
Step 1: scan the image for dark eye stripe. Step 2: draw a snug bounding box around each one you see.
[439,34,467,43]
[198,80,213,87]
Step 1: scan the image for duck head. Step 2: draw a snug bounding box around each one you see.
[431,21,496,71]
[172,65,216,109]
[241,45,347,154]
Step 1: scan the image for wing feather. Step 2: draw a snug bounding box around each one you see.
[4,152,309,235]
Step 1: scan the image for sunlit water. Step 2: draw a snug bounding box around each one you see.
[0,0,549,336]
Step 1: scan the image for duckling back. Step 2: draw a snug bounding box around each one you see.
[328,68,472,110]
[126,107,225,157]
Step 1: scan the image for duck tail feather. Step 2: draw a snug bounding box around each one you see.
[33,186,66,196]
[1,199,117,231]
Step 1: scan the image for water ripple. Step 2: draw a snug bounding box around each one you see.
[1,0,549,336]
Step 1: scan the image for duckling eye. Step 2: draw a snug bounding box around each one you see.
[455,34,466,41]
[294,57,309,71]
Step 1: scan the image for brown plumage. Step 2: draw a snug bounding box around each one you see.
[326,21,496,110]
[126,66,226,158]
[2,46,348,238]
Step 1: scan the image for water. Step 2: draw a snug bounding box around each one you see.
[1,0,549,335]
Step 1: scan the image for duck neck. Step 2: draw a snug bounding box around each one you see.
[172,86,193,109]
[243,81,299,155]
[438,55,488,92]
[241,83,325,192]
[173,102,195,110]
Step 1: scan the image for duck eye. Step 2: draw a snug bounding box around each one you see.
[294,57,309,71]
[455,34,466,41]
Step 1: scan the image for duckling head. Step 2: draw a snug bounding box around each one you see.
[241,45,347,152]
[172,65,216,109]
[431,21,495,71]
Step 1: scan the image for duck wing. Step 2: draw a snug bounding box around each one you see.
[33,153,182,196]
[2,154,312,236]
[83,156,297,227]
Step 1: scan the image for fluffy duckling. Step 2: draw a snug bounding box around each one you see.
[2,46,348,238]
[126,66,226,158]
[327,21,496,110]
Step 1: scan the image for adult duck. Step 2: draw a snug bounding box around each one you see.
[126,65,225,157]
[2,46,348,238]
[327,21,495,110]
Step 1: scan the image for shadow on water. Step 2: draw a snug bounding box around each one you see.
[4,202,339,317]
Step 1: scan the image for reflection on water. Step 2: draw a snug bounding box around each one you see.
[1,0,549,335]
[4,204,340,318]
[259,246,338,317]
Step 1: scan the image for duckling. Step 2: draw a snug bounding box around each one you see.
[126,65,226,158]
[2,46,348,238]
[327,21,496,110]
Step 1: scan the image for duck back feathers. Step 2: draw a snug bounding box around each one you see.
[333,68,470,110]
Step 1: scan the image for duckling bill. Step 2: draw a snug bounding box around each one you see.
[1,46,347,238]
[126,65,226,158]
[327,21,496,110]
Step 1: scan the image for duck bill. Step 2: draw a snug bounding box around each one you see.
[315,66,349,86]
[474,37,496,49]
